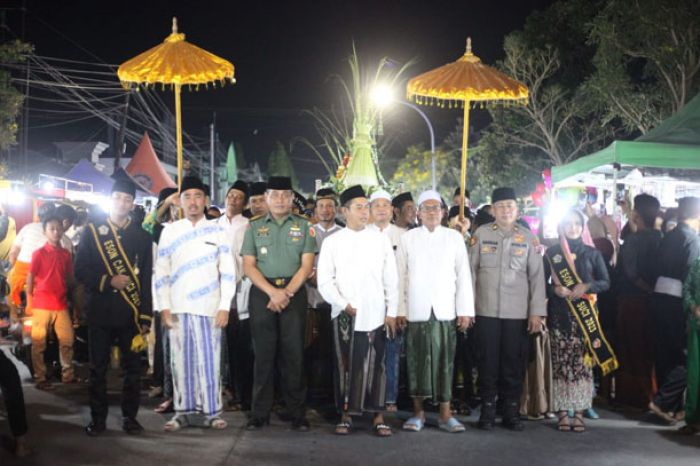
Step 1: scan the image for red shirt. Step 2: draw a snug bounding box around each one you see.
[30,243,73,311]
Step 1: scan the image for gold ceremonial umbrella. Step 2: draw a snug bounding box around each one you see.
[118,18,235,188]
[406,38,527,216]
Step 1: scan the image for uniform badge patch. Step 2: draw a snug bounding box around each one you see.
[514,234,526,244]
[552,254,562,264]
[309,225,316,237]
[257,226,270,236]
[98,225,109,236]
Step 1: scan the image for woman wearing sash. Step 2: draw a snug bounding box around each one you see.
[544,210,610,433]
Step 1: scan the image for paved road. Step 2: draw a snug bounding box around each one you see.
[1,346,699,466]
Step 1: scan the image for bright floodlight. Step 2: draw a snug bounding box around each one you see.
[372,84,394,108]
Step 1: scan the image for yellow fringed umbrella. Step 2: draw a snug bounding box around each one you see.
[406,38,528,217]
[118,17,235,188]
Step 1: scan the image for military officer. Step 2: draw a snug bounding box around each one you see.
[241,176,317,431]
[469,187,546,431]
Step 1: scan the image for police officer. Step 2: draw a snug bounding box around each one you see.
[241,176,317,431]
[75,179,152,436]
[469,187,546,431]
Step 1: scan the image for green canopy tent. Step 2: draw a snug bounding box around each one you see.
[552,93,700,184]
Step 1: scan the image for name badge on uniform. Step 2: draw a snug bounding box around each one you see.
[481,245,498,254]
[288,225,303,241]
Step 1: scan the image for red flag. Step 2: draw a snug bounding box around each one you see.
[126,132,176,195]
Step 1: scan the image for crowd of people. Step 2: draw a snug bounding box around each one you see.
[2,174,700,457]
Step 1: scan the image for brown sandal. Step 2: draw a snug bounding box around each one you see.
[557,411,571,432]
[572,412,586,433]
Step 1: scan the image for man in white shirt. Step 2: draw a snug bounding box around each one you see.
[218,180,250,407]
[397,190,475,433]
[367,189,405,412]
[156,176,236,432]
[306,188,342,397]
[318,185,398,438]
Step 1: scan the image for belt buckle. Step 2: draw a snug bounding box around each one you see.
[274,278,285,287]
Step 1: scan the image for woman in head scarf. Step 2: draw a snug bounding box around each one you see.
[544,210,611,433]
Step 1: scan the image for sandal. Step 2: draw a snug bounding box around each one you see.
[154,399,174,413]
[572,412,586,433]
[438,417,466,433]
[206,417,228,430]
[402,416,425,432]
[35,381,55,391]
[678,424,699,435]
[557,411,571,432]
[164,416,188,432]
[373,423,392,437]
[334,421,353,435]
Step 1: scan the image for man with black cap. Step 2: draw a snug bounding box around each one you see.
[241,176,317,431]
[306,187,342,398]
[156,176,236,432]
[244,181,269,219]
[219,180,251,409]
[648,197,700,423]
[75,178,153,436]
[392,192,417,231]
[469,187,546,431]
[317,185,398,437]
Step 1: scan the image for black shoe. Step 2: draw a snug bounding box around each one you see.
[85,421,106,437]
[478,400,496,430]
[502,402,524,431]
[122,417,145,435]
[246,417,269,431]
[291,417,310,432]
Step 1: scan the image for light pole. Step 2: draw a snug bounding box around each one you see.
[372,85,437,190]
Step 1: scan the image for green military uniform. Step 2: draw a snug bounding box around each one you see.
[241,212,317,421]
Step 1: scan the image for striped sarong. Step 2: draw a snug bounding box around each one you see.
[170,313,222,416]
[406,313,456,403]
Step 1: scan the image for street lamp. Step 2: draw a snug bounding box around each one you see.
[372,85,437,190]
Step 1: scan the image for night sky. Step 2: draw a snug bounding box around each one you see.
[3,0,554,190]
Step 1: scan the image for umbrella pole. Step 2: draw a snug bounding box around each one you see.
[175,84,183,190]
[459,101,470,220]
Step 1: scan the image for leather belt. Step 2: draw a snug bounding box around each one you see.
[266,277,291,288]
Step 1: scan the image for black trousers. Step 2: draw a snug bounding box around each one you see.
[306,303,334,398]
[88,325,141,422]
[475,316,528,402]
[0,350,28,437]
[152,313,164,388]
[227,314,254,408]
[650,293,687,412]
[249,285,307,419]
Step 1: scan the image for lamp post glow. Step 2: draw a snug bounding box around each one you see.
[372,85,437,190]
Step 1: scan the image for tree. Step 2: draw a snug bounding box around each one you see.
[267,141,299,189]
[586,0,700,134]
[0,40,33,151]
[390,145,454,199]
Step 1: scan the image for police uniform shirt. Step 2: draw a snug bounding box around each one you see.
[240,213,317,278]
[469,222,546,319]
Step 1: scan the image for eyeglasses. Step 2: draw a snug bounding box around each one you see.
[419,205,442,213]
